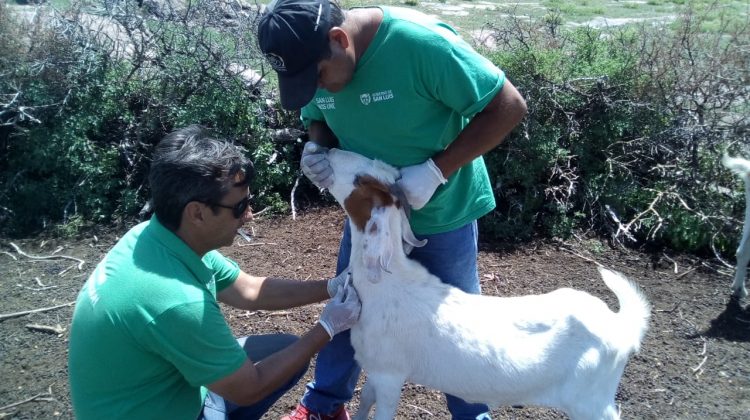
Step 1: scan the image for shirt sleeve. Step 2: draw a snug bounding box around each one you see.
[416,29,505,117]
[142,300,247,387]
[203,251,241,292]
[300,101,325,128]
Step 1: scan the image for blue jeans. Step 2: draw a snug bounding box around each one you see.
[301,220,491,420]
[200,334,307,420]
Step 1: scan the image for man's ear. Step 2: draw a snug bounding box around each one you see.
[329,27,350,49]
[182,201,207,227]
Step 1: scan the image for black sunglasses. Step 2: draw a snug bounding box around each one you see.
[211,194,253,219]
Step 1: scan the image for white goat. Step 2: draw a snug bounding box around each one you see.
[721,155,750,298]
[324,147,651,420]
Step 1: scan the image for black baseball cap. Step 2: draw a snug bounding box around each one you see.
[258,0,332,110]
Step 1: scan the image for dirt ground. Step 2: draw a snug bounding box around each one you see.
[1,206,749,419]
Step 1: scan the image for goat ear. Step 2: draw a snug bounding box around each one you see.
[362,208,393,283]
[400,206,427,255]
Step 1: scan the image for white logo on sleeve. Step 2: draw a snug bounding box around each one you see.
[360,93,371,105]
[315,96,336,110]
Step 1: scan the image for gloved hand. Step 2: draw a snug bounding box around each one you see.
[301,142,333,189]
[318,284,361,340]
[326,268,351,298]
[396,159,447,210]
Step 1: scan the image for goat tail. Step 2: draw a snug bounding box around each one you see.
[598,267,651,354]
[722,155,750,182]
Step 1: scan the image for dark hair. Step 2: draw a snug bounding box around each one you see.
[330,1,345,26]
[320,1,345,60]
[148,125,255,231]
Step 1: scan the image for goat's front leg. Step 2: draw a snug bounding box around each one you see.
[732,236,750,298]
[360,373,405,420]
[352,380,376,420]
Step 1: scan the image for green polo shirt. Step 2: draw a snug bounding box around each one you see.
[301,6,505,234]
[68,216,247,420]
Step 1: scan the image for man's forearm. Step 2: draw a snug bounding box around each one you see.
[308,120,339,148]
[218,272,329,311]
[253,277,330,310]
[248,324,330,401]
[209,324,330,406]
[433,80,527,178]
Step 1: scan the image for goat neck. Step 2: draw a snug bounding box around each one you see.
[344,176,425,284]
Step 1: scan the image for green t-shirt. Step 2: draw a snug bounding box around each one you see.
[68,216,246,420]
[301,6,505,234]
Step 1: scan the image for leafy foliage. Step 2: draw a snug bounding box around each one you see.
[0,0,301,236]
[1,0,748,262]
[480,5,748,256]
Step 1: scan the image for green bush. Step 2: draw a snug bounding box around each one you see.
[481,6,748,256]
[0,1,300,236]
[1,0,748,263]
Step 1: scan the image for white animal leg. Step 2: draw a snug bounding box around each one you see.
[352,381,376,420]
[567,401,620,420]
[732,235,749,298]
[367,373,405,420]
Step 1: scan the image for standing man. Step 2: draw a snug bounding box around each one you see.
[258,1,527,419]
[68,125,361,420]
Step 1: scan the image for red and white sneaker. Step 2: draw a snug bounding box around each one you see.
[281,403,350,420]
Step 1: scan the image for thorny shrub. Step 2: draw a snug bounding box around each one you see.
[0,0,303,236]
[1,1,748,264]
[480,4,748,259]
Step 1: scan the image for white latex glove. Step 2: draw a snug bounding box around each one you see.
[326,269,351,298]
[319,284,361,340]
[396,159,447,210]
[301,142,333,189]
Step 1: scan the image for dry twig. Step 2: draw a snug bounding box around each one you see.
[0,386,55,412]
[692,356,708,374]
[8,242,85,270]
[405,403,434,416]
[252,207,272,217]
[0,302,75,321]
[558,245,603,267]
[675,267,698,280]
[237,242,278,247]
[291,174,301,220]
[1,251,17,260]
[26,324,66,335]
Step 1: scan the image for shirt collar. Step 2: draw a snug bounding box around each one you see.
[146,215,214,287]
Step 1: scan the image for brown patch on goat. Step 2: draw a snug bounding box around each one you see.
[344,175,395,231]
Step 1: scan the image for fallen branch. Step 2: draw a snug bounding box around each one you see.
[655,302,681,313]
[0,302,75,321]
[253,206,272,217]
[17,283,58,291]
[0,386,54,412]
[58,263,79,276]
[558,244,603,267]
[242,310,291,317]
[675,267,698,280]
[291,174,301,220]
[26,324,66,335]
[692,339,708,374]
[8,242,85,270]
[692,355,708,373]
[18,277,57,291]
[405,403,434,416]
